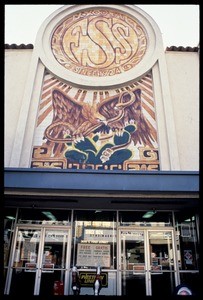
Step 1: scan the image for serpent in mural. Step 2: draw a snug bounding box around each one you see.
[43,88,156,164]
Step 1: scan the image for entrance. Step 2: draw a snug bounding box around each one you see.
[4,209,199,296]
[118,228,177,296]
[4,225,71,296]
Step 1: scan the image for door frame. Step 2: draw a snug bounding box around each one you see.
[4,224,72,296]
[117,227,179,296]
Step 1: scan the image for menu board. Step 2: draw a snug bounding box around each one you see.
[77,244,110,268]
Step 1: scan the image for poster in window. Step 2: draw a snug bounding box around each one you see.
[77,243,110,268]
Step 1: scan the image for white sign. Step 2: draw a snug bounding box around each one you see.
[77,243,111,267]
[30,231,68,243]
[84,229,116,242]
[121,231,144,241]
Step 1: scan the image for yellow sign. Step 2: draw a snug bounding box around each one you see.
[79,272,108,287]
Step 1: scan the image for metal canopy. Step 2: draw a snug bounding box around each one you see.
[4,168,199,211]
[4,168,199,192]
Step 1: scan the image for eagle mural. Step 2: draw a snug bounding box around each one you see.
[42,88,157,166]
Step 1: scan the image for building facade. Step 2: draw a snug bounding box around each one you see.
[4,5,199,297]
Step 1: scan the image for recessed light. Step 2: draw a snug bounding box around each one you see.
[142,211,156,219]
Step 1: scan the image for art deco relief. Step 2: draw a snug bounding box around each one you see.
[31,6,159,170]
[51,8,147,77]
[31,71,159,170]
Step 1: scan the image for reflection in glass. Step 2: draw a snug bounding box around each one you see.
[39,229,69,296]
[72,210,117,269]
[10,229,41,296]
[149,231,175,295]
[120,230,146,296]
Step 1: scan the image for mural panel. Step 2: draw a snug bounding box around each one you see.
[31,71,159,170]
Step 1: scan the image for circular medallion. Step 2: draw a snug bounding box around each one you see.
[51,8,147,78]
[38,5,161,88]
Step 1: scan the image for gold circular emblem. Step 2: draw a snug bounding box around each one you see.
[51,8,147,77]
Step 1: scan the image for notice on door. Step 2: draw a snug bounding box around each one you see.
[77,243,110,268]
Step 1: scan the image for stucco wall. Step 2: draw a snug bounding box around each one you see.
[4,49,199,171]
[4,49,33,166]
[165,51,199,171]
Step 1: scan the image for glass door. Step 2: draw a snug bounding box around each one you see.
[36,227,71,296]
[148,230,177,296]
[118,229,147,296]
[5,225,71,296]
[118,228,178,296]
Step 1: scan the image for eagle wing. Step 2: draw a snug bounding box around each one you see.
[99,89,156,147]
[51,88,86,132]
[44,88,86,154]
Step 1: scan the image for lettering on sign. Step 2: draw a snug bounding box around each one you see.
[79,272,108,287]
[77,243,111,267]
[51,8,147,76]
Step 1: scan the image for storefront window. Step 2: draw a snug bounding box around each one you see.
[72,210,117,269]
[119,211,172,227]
[17,208,72,225]
[174,211,199,296]
[71,210,117,295]
[175,211,199,271]
[4,208,17,282]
